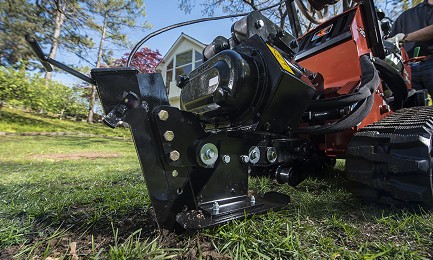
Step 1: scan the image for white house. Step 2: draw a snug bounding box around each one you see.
[156,33,206,107]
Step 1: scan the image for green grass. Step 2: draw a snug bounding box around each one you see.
[0,135,165,258]
[0,107,129,138]
[1,134,433,259]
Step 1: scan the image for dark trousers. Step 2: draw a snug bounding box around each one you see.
[411,59,433,97]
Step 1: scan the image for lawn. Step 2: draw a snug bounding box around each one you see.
[0,107,129,138]
[1,111,433,259]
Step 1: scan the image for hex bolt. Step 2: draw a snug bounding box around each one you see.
[270,151,277,160]
[158,110,169,121]
[172,170,178,177]
[221,155,231,164]
[266,147,278,163]
[240,155,250,163]
[248,147,260,164]
[255,19,264,29]
[250,195,256,206]
[169,150,180,161]
[199,143,218,167]
[163,130,175,141]
[212,201,220,215]
[205,149,216,159]
[380,105,390,114]
[250,151,258,159]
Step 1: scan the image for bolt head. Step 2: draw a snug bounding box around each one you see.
[221,155,231,164]
[212,201,220,215]
[255,19,264,28]
[199,143,218,167]
[169,150,180,161]
[158,110,169,121]
[205,149,216,159]
[240,155,250,163]
[266,147,278,163]
[250,195,256,206]
[163,130,175,141]
[248,147,260,164]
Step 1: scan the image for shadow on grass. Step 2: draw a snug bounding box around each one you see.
[265,167,432,226]
[1,109,50,126]
[0,159,156,252]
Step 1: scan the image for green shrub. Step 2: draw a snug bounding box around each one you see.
[0,66,87,118]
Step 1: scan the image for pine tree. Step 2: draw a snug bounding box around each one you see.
[84,0,151,123]
[0,0,47,67]
[35,0,94,80]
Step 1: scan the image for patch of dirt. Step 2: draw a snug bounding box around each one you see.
[1,231,115,260]
[1,223,231,259]
[31,152,122,161]
[179,235,232,260]
[0,245,22,259]
[157,230,232,260]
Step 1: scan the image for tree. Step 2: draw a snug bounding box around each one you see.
[114,47,162,73]
[35,0,94,80]
[0,0,93,71]
[0,0,47,67]
[178,0,357,36]
[179,0,292,30]
[180,0,311,35]
[84,0,151,123]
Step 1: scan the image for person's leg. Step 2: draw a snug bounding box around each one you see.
[410,62,424,91]
[420,60,433,97]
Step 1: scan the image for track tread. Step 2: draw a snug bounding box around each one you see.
[346,106,433,205]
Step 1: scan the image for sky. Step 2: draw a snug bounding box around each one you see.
[50,0,404,86]
[52,0,236,86]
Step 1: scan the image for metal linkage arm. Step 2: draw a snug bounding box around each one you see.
[25,34,95,85]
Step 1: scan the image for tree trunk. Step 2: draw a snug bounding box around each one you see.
[87,12,107,123]
[278,3,287,30]
[45,1,66,80]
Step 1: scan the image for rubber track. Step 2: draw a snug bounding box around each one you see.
[346,106,433,205]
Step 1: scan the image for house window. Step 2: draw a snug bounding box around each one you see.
[165,49,204,93]
[195,50,203,68]
[176,50,192,66]
[174,50,193,83]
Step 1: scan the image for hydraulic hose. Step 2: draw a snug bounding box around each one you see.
[296,55,380,135]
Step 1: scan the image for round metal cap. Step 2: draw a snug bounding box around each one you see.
[248,146,260,164]
[199,143,219,167]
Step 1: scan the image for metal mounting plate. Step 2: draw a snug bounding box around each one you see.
[175,191,290,230]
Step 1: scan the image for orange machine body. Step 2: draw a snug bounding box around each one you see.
[296,6,411,157]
